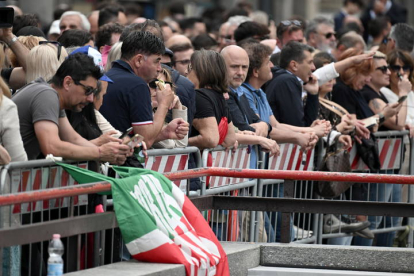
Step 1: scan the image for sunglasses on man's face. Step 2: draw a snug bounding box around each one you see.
[39,41,62,60]
[280,20,301,27]
[73,79,99,96]
[322,32,336,39]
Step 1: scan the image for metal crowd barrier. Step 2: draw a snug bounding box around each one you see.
[317,130,412,247]
[200,145,258,242]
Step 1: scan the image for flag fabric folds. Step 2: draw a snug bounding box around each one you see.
[57,163,229,276]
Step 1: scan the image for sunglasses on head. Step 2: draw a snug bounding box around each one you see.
[39,41,62,61]
[148,79,173,89]
[280,20,301,27]
[375,65,389,74]
[390,65,412,72]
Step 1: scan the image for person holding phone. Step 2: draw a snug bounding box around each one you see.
[361,51,411,131]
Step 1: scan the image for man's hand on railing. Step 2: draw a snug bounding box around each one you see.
[258,137,280,157]
[98,142,131,164]
[0,145,11,165]
[310,119,331,137]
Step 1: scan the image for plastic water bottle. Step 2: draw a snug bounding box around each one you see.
[47,234,64,276]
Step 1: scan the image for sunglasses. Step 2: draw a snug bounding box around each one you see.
[376,65,389,74]
[73,79,99,96]
[39,40,62,60]
[280,20,301,27]
[148,79,173,89]
[390,65,412,72]
[321,32,335,39]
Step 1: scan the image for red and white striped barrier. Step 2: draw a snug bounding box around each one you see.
[145,154,189,192]
[349,138,402,171]
[268,144,315,171]
[206,147,251,188]
[10,164,89,214]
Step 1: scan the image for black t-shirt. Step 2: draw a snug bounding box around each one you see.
[361,85,391,131]
[332,79,374,120]
[191,88,232,137]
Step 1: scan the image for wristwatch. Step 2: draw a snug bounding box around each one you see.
[6,35,18,46]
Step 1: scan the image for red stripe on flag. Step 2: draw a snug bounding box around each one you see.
[388,139,401,169]
[287,145,297,170]
[379,139,391,168]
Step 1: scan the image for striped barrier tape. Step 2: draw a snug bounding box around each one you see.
[349,138,403,171]
[145,154,189,192]
[11,163,89,214]
[267,144,315,171]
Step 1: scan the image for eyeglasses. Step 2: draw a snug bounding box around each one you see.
[321,32,336,39]
[148,79,173,89]
[375,65,389,74]
[73,79,99,96]
[174,59,191,66]
[280,20,301,27]
[39,41,62,61]
[390,65,412,72]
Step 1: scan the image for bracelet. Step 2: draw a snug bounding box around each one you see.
[6,36,18,46]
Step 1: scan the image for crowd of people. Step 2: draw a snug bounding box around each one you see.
[1,0,414,274]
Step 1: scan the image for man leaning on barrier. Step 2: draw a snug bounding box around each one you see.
[12,53,131,164]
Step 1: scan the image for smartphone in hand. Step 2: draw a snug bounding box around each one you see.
[124,134,144,149]
[398,95,407,104]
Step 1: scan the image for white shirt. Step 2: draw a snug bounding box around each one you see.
[380,87,414,126]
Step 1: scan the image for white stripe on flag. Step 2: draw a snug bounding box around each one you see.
[126,229,173,255]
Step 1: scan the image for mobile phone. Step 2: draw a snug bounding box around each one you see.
[0,8,14,28]
[119,127,133,139]
[125,134,144,149]
[398,95,407,103]
[397,72,403,81]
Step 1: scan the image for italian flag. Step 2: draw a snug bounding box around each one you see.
[58,163,229,276]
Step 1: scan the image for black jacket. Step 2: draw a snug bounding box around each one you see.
[265,66,319,127]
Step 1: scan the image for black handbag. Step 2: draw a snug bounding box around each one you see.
[315,132,353,198]
[355,133,381,172]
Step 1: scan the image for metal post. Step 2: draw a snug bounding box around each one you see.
[408,137,414,248]
[281,180,294,243]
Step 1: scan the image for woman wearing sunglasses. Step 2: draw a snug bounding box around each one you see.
[380,49,414,134]
[149,67,188,149]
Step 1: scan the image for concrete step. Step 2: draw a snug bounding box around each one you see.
[248,266,413,275]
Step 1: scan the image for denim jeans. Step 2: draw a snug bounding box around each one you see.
[353,177,402,246]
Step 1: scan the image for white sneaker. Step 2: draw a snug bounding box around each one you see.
[293,225,313,239]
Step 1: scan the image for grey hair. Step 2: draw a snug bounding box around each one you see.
[60,11,91,32]
[306,16,334,39]
[389,23,414,53]
[227,16,251,27]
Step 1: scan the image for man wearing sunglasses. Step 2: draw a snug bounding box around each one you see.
[12,53,131,164]
[306,16,336,52]
[274,20,304,54]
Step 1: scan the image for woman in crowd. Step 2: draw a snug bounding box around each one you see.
[331,48,403,247]
[150,67,188,148]
[188,49,236,150]
[0,76,27,276]
[8,35,45,67]
[104,41,122,72]
[26,42,68,83]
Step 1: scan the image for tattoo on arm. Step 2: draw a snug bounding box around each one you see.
[372,99,381,111]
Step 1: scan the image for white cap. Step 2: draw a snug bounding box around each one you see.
[48,20,61,36]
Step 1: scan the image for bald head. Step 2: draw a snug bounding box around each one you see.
[88,10,99,38]
[221,45,249,88]
[165,34,192,48]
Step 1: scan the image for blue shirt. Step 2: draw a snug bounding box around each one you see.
[241,83,273,124]
[100,60,153,133]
